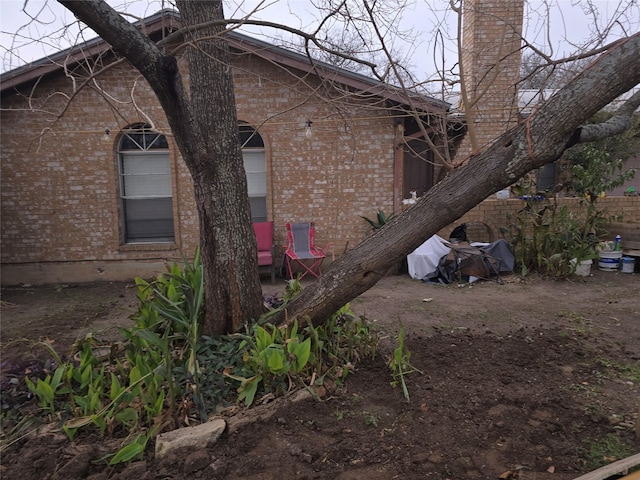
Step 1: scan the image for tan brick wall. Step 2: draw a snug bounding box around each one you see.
[3,28,635,285]
[456,0,524,159]
[435,196,640,241]
[1,53,397,284]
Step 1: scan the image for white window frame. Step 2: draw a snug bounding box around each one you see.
[117,126,174,244]
[240,125,267,222]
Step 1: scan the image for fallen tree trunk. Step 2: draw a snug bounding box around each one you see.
[273,32,640,327]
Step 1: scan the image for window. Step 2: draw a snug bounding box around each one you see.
[240,124,267,222]
[536,162,557,192]
[117,124,174,243]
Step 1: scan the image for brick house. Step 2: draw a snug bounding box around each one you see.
[0,10,456,285]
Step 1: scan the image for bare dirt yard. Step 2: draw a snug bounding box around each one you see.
[1,268,639,480]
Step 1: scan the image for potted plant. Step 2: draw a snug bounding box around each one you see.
[569,231,599,277]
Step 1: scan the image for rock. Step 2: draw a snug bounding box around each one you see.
[411,452,431,464]
[288,443,303,456]
[183,449,211,474]
[155,419,226,459]
[117,461,148,479]
[52,445,94,480]
[427,451,445,464]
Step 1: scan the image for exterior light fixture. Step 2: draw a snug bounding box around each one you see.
[102,128,111,143]
[305,120,313,139]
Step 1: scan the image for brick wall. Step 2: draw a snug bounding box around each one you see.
[1,53,398,284]
[456,0,524,160]
[435,196,640,241]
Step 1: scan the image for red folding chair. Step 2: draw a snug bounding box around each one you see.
[253,221,276,284]
[284,222,330,280]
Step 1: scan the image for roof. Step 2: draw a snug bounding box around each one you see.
[0,9,447,112]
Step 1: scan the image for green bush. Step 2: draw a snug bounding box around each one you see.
[16,254,379,464]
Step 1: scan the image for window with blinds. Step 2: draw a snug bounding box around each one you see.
[118,124,174,243]
[240,124,267,222]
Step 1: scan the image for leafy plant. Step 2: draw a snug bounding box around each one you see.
[15,251,381,466]
[24,363,68,414]
[502,139,635,277]
[388,322,423,402]
[127,247,206,420]
[566,143,636,202]
[226,321,312,406]
[502,194,605,277]
[361,210,394,230]
[225,282,378,407]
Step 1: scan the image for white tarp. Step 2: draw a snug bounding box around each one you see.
[407,235,451,280]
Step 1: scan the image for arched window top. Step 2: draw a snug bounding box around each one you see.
[118,123,168,151]
[239,123,264,149]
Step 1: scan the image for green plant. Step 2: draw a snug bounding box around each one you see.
[195,334,246,410]
[569,231,599,263]
[501,195,603,277]
[502,140,636,278]
[24,363,68,414]
[363,412,379,427]
[226,321,312,406]
[567,146,636,203]
[388,322,423,402]
[20,251,211,463]
[127,248,206,420]
[16,252,381,467]
[361,210,394,231]
[225,282,378,407]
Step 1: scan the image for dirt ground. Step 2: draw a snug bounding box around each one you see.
[1,268,639,479]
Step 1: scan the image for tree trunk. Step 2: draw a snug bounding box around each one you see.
[271,32,640,327]
[175,0,264,335]
[59,0,264,334]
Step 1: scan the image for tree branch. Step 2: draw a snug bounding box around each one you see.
[574,89,640,144]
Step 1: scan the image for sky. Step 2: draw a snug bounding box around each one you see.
[1,0,639,85]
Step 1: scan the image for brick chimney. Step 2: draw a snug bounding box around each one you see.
[454,0,524,163]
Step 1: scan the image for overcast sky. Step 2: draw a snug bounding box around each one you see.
[1,0,639,83]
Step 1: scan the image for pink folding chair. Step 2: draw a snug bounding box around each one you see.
[284,222,329,280]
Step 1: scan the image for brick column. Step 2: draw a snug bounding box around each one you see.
[455,0,524,162]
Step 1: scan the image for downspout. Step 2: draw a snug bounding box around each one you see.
[393,120,405,214]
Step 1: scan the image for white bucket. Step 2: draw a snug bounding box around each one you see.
[573,259,592,277]
[620,256,635,273]
[598,250,623,271]
[495,189,510,200]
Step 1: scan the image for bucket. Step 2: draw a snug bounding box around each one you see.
[620,256,635,273]
[573,259,592,277]
[598,250,623,271]
[496,189,510,200]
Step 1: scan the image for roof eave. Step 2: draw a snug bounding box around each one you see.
[1,9,447,114]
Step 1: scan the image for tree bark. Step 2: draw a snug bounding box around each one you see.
[272,32,640,327]
[58,0,264,334]
[175,0,264,335]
